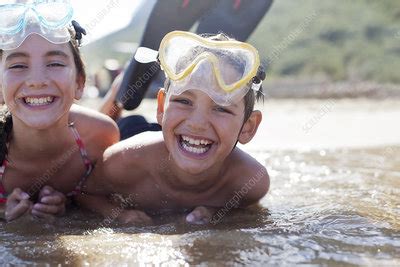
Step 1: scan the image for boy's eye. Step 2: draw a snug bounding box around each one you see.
[172,98,191,105]
[215,106,233,114]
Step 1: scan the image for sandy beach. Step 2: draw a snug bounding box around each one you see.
[83,98,400,151]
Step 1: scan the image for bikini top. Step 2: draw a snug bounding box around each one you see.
[0,122,94,204]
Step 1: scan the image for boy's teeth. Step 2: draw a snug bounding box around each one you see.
[181,135,212,146]
[180,135,213,155]
[182,142,208,154]
[25,96,54,106]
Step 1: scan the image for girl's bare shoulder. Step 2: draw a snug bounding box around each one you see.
[68,104,120,163]
[69,104,118,134]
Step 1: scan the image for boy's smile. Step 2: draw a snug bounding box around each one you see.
[178,134,214,157]
[158,89,245,176]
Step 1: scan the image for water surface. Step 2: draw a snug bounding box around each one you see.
[1,145,399,265]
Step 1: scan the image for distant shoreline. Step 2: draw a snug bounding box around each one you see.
[263,79,400,99]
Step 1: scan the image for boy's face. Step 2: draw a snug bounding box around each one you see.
[157,88,247,176]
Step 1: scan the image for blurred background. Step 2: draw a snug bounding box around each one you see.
[75,0,400,98]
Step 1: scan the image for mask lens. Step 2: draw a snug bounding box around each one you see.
[35,2,72,28]
[0,5,26,34]
[162,34,256,88]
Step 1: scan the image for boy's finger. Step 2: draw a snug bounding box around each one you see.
[137,212,153,224]
[5,200,32,221]
[186,206,213,224]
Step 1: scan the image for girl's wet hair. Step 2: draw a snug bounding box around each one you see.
[0,21,87,163]
[164,32,266,122]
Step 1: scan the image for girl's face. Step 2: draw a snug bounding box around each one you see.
[1,34,84,129]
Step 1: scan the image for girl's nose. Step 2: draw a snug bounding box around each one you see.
[25,68,49,89]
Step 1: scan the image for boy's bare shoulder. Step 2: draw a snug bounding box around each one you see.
[227,148,270,206]
[101,131,165,185]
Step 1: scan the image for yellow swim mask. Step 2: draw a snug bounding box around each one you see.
[135,31,262,106]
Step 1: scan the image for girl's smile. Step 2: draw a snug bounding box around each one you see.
[1,34,83,129]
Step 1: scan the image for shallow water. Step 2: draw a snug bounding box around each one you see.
[1,145,399,265]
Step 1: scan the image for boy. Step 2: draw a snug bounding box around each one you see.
[84,31,269,224]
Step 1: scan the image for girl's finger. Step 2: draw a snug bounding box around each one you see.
[5,200,32,221]
[32,203,60,214]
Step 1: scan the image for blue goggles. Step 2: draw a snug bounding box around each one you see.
[0,0,74,50]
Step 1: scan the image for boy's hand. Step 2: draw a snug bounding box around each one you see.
[5,188,33,221]
[186,206,217,225]
[117,209,153,225]
[31,186,67,219]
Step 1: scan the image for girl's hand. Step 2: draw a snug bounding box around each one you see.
[31,186,67,219]
[186,206,217,225]
[5,188,33,221]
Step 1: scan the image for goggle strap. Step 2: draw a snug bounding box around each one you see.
[251,80,262,92]
[134,47,159,64]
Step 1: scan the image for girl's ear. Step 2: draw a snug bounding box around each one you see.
[74,74,85,100]
[238,110,262,144]
[157,88,166,124]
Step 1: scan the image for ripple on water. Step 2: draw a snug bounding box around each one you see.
[0,146,399,265]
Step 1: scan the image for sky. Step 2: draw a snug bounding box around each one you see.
[70,0,143,44]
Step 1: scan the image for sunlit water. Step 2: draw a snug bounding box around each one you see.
[1,145,399,265]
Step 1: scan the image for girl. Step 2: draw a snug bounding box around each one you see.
[0,1,119,221]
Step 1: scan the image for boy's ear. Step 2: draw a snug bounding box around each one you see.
[238,110,262,144]
[74,74,85,100]
[157,88,166,124]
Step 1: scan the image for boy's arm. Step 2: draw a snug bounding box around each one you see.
[75,194,152,224]
[185,153,269,224]
[75,193,118,217]
[236,164,269,208]
[80,142,153,224]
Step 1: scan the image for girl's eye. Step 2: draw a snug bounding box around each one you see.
[8,64,27,69]
[47,62,65,67]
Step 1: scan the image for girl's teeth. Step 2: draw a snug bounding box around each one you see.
[25,96,54,106]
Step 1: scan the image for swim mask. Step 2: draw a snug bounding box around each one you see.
[135,31,262,106]
[0,0,74,50]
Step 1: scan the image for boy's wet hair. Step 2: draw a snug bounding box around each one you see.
[0,22,87,164]
[164,32,265,123]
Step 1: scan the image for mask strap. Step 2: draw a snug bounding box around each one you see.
[134,47,159,64]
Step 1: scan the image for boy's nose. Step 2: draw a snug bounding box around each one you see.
[26,68,49,89]
[186,108,210,132]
